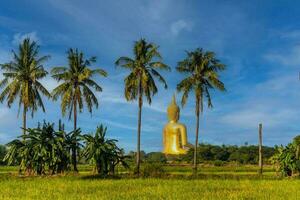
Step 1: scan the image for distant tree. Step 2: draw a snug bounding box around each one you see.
[180,143,275,165]
[51,48,107,172]
[115,39,170,175]
[176,48,226,174]
[0,38,50,135]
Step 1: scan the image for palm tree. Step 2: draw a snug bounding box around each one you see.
[51,48,107,172]
[176,48,226,174]
[115,38,170,175]
[0,38,50,135]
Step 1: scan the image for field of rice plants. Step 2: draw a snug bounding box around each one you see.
[0,164,298,200]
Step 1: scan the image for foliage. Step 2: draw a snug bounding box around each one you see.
[81,125,128,176]
[213,160,226,166]
[51,48,107,118]
[3,121,77,175]
[180,144,275,164]
[145,152,167,163]
[176,48,226,108]
[115,38,170,103]
[270,136,300,176]
[0,38,50,135]
[124,144,275,165]
[0,38,50,114]
[141,163,166,178]
[0,145,7,165]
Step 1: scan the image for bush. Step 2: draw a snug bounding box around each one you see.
[270,135,300,177]
[213,160,226,166]
[0,145,6,165]
[145,152,167,163]
[141,163,166,178]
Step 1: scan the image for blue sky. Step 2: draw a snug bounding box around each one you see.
[1,0,300,152]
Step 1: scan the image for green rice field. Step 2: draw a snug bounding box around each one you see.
[0,165,298,200]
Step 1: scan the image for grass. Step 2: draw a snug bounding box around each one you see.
[0,164,297,200]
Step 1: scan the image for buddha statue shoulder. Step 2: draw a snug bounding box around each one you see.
[163,95,190,155]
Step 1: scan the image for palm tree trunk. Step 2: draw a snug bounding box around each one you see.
[136,83,143,176]
[193,97,200,175]
[72,99,78,172]
[23,105,27,136]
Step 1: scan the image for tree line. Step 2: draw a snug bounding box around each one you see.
[0,37,226,176]
[128,144,275,165]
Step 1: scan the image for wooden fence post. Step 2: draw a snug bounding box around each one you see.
[258,123,263,175]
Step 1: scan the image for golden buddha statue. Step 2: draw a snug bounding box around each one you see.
[163,95,189,155]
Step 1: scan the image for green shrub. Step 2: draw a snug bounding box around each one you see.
[145,152,167,163]
[213,160,226,166]
[141,163,166,178]
[270,136,300,177]
[0,145,6,165]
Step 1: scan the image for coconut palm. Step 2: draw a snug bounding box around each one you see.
[0,38,50,135]
[51,48,107,172]
[176,48,226,174]
[115,39,170,175]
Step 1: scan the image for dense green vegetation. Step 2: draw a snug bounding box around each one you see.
[0,145,6,165]
[81,125,128,175]
[271,136,300,176]
[3,122,126,176]
[128,144,275,166]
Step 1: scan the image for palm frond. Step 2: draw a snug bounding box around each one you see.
[176,48,226,111]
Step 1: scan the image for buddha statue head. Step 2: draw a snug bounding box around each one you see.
[167,95,180,122]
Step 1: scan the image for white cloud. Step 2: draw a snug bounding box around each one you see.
[255,74,299,95]
[280,30,300,40]
[0,47,10,64]
[170,19,192,36]
[220,107,297,129]
[264,45,300,67]
[219,72,300,132]
[100,119,156,133]
[141,0,170,21]
[12,32,40,46]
